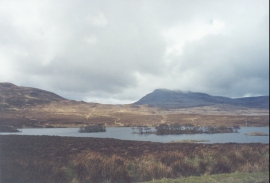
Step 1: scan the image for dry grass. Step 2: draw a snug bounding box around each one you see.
[166,114,269,127]
[0,108,268,129]
[141,172,269,183]
[0,96,269,129]
[0,135,268,183]
[54,147,269,182]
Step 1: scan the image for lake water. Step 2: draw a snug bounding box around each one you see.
[0,127,269,143]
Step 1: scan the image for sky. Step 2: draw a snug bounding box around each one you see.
[0,0,269,104]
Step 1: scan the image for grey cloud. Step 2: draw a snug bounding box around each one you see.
[0,0,268,103]
[170,30,269,97]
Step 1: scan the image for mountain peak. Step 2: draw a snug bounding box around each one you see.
[134,89,269,109]
[154,88,191,93]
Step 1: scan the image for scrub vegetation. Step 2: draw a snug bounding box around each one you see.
[141,172,269,183]
[0,135,268,183]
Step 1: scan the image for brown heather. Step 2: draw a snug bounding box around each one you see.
[0,135,269,183]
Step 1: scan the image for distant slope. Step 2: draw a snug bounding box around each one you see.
[1,83,268,110]
[134,89,269,109]
[232,96,269,109]
[0,82,66,109]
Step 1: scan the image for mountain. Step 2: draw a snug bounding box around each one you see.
[1,83,268,110]
[0,82,66,109]
[0,83,268,129]
[134,89,269,109]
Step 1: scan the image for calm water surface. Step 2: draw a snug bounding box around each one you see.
[1,127,269,143]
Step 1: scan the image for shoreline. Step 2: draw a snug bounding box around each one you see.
[9,124,269,129]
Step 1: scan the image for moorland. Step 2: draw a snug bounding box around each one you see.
[0,135,269,183]
[0,82,269,182]
[0,83,269,130]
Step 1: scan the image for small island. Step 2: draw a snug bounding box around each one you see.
[131,124,241,135]
[78,124,106,133]
[245,132,269,136]
[154,124,240,135]
[0,125,21,133]
[131,126,154,134]
[169,139,210,143]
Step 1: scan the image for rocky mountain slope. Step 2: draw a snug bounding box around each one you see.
[134,89,269,109]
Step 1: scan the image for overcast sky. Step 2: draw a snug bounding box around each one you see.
[0,0,269,104]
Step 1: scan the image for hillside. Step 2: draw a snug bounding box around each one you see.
[134,89,269,109]
[0,83,66,109]
[0,83,269,129]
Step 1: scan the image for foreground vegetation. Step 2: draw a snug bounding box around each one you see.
[140,172,269,183]
[0,135,269,183]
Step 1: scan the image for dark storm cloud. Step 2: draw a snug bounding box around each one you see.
[0,0,268,103]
